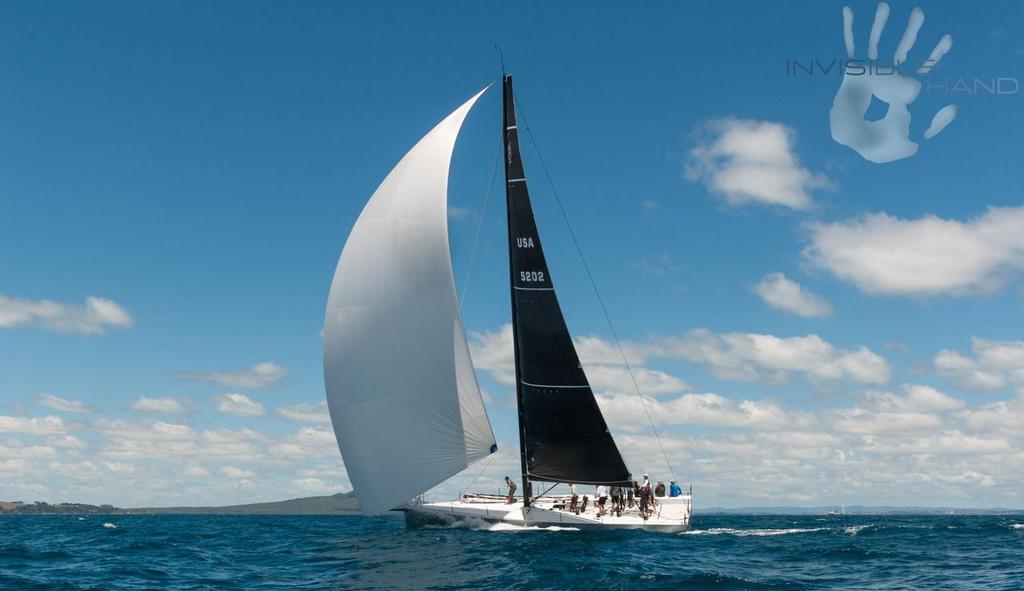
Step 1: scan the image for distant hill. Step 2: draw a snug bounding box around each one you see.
[139,492,360,515]
[1,493,360,516]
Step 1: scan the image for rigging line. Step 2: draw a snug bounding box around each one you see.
[494,45,506,75]
[514,97,678,482]
[459,133,502,309]
[461,452,496,496]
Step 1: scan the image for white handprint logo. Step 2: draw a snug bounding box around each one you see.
[830,3,957,164]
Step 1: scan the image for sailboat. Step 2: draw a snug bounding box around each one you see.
[323,75,692,532]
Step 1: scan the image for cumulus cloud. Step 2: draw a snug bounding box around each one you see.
[435,379,1024,506]
[470,324,690,396]
[935,338,1024,391]
[276,402,331,424]
[650,329,890,386]
[754,273,833,318]
[292,477,342,493]
[805,206,1024,297]
[177,362,286,389]
[268,426,338,458]
[130,397,189,415]
[182,465,211,477]
[598,392,815,431]
[471,324,889,390]
[960,390,1024,435]
[0,295,133,335]
[221,466,255,479]
[447,205,472,221]
[686,118,832,210]
[36,393,94,414]
[216,393,266,417]
[0,415,68,435]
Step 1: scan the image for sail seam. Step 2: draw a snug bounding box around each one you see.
[520,380,591,389]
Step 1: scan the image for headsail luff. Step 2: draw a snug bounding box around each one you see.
[323,87,496,515]
[502,75,632,487]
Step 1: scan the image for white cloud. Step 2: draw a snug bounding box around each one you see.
[0,415,68,435]
[471,325,690,396]
[46,434,86,449]
[221,466,256,479]
[182,465,211,477]
[276,402,331,424]
[754,273,833,318]
[862,385,964,413]
[292,477,341,494]
[471,324,888,390]
[935,338,1024,391]
[102,461,135,475]
[686,118,832,209]
[130,397,189,415]
[805,206,1024,296]
[177,362,286,389]
[216,393,266,417]
[0,295,133,335]
[269,427,338,458]
[827,408,944,434]
[447,205,472,221]
[650,329,890,386]
[597,392,814,431]
[585,365,691,397]
[960,390,1024,435]
[36,393,94,414]
[0,442,59,460]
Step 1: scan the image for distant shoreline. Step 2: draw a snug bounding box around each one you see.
[0,492,360,516]
[2,495,1022,516]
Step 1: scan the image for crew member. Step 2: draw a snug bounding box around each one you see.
[504,476,517,504]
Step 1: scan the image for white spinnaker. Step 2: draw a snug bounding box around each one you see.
[323,87,495,515]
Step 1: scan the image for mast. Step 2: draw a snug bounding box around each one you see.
[501,74,631,495]
[503,74,531,507]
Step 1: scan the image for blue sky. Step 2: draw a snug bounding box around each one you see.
[2,0,1023,508]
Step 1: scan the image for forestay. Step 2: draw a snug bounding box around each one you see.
[323,87,496,515]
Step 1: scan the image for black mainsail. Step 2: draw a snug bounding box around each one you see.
[502,75,631,504]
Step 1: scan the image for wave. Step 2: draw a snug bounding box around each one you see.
[844,524,872,535]
[1012,524,1024,530]
[102,522,118,529]
[681,527,827,537]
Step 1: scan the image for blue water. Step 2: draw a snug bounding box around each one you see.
[1,514,1022,590]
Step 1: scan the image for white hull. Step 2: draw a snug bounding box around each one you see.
[404,493,692,533]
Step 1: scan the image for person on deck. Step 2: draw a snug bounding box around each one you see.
[655,481,666,497]
[669,480,682,497]
[610,485,623,516]
[569,483,579,514]
[596,485,608,516]
[504,476,517,504]
[642,474,658,511]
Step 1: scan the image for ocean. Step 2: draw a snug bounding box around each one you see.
[1,514,1021,590]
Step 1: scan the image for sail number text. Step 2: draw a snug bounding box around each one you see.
[516,237,535,248]
[520,271,545,283]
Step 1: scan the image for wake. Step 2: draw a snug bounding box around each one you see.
[420,516,579,532]
[681,527,827,537]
